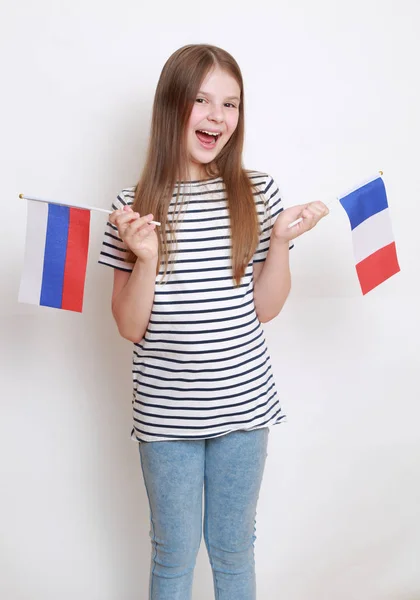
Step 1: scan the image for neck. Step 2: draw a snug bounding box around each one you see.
[187,164,220,182]
[187,165,207,180]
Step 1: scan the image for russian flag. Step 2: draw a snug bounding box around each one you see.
[339,176,400,294]
[19,201,91,312]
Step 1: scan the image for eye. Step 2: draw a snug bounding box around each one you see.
[195,97,206,104]
[224,102,237,108]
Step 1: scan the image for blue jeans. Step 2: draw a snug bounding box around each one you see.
[138,427,269,600]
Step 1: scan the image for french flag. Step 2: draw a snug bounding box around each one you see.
[339,176,400,294]
[19,201,91,312]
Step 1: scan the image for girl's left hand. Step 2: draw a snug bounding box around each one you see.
[272,201,329,243]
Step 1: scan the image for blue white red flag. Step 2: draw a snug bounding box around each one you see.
[339,176,400,294]
[19,201,91,312]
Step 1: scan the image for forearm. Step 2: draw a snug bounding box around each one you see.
[112,259,157,343]
[253,238,291,323]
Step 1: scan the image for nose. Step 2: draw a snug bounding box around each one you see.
[207,103,224,123]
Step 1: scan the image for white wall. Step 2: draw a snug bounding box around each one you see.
[1,1,419,598]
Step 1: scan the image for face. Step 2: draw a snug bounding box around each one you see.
[185,66,241,180]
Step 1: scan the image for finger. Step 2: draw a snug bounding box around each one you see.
[123,214,155,238]
[301,207,315,221]
[109,208,125,225]
[125,218,156,238]
[124,223,156,247]
[109,204,137,224]
[117,211,141,226]
[309,201,329,217]
[298,209,317,232]
[110,209,138,229]
[116,213,143,238]
[132,222,157,239]
[300,205,329,232]
[304,202,329,220]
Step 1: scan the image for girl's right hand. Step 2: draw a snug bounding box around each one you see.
[109,205,159,263]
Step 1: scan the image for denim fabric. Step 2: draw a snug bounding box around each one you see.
[138,427,269,599]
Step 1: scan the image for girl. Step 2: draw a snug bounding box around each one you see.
[99,44,328,600]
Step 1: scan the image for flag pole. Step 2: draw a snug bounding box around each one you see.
[19,194,161,225]
[19,193,113,214]
[287,170,384,229]
[336,170,384,202]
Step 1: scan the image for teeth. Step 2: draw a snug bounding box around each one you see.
[198,130,219,137]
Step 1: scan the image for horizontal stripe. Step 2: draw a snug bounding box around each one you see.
[340,176,388,230]
[98,259,132,272]
[142,325,261,351]
[104,231,126,243]
[356,242,400,295]
[163,257,232,267]
[151,289,253,305]
[135,363,270,392]
[151,296,254,315]
[146,315,257,337]
[133,356,269,383]
[62,208,90,312]
[40,204,69,309]
[156,265,233,276]
[163,224,230,234]
[98,171,287,442]
[153,283,249,296]
[134,398,278,425]
[19,201,49,305]
[133,398,279,430]
[135,328,263,356]
[160,245,232,255]
[136,387,276,416]
[148,306,255,325]
[135,375,274,404]
[102,241,128,252]
[132,413,285,441]
[133,338,266,367]
[158,272,252,286]
[132,404,281,432]
[352,207,394,264]
[136,390,277,423]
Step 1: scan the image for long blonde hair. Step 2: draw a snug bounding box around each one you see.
[129,44,261,286]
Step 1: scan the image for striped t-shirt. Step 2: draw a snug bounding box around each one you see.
[99,171,292,443]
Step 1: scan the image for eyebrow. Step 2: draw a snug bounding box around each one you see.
[197,90,241,102]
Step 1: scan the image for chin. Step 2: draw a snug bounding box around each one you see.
[195,148,221,164]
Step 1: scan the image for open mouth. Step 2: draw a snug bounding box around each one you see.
[195,129,221,148]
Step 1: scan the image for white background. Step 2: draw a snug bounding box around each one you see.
[1,1,419,598]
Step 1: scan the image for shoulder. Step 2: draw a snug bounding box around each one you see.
[245,170,277,195]
[245,169,280,203]
[110,186,136,210]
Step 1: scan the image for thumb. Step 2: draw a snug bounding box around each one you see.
[283,203,307,222]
